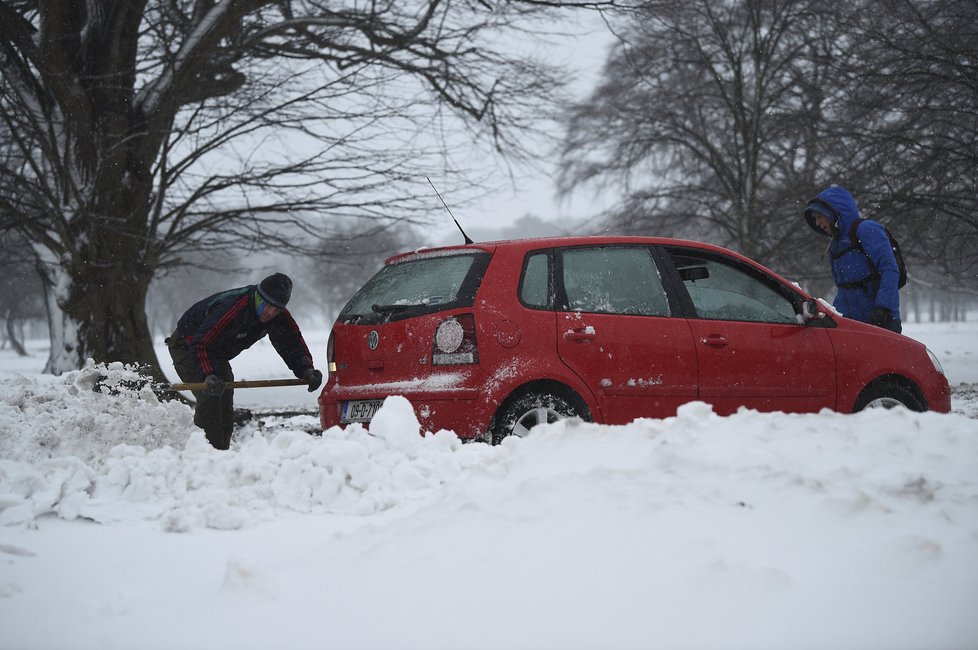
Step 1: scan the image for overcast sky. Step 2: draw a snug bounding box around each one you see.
[461,13,618,230]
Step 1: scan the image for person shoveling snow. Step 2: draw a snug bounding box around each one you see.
[165,273,323,450]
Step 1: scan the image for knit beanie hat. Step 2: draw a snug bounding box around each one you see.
[257,273,292,308]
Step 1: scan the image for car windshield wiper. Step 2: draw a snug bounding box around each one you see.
[371,303,419,315]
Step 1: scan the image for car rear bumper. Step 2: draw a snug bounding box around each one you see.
[319,383,490,440]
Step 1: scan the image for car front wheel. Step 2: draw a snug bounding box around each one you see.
[491,391,586,445]
[852,381,925,412]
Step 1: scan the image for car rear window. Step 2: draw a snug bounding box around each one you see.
[338,251,490,324]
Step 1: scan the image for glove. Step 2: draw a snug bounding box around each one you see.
[303,368,323,392]
[870,306,895,330]
[203,374,225,397]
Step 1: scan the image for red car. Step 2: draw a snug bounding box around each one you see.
[319,236,950,442]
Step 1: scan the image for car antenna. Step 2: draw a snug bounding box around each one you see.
[426,176,473,244]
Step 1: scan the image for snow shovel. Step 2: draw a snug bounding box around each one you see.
[161,378,308,392]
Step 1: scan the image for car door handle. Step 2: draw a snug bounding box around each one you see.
[564,328,595,343]
[702,334,728,348]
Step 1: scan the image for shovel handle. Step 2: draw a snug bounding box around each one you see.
[164,378,308,391]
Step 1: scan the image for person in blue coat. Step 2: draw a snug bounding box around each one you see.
[166,272,323,449]
[804,185,902,333]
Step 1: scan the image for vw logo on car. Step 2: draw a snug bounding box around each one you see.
[367,330,379,350]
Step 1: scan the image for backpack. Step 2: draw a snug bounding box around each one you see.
[836,218,908,289]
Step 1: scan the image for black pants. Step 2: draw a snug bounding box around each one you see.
[166,336,235,450]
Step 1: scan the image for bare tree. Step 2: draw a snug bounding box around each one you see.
[0,232,46,356]
[303,219,419,324]
[559,0,978,301]
[833,0,978,288]
[559,0,841,269]
[0,0,611,378]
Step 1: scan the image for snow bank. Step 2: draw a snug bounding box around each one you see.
[0,367,501,529]
[2,363,977,543]
[2,357,978,649]
[0,361,194,465]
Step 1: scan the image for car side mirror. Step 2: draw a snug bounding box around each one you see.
[800,299,823,321]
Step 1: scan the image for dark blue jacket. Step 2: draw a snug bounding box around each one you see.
[805,186,901,326]
[174,285,314,379]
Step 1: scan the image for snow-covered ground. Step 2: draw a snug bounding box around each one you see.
[1,322,977,650]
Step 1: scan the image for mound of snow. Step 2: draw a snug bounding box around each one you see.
[0,368,506,529]
[2,356,978,650]
[0,361,196,466]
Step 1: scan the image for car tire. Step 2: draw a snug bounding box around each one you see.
[491,391,585,445]
[852,380,925,412]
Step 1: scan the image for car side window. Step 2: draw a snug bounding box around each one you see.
[520,252,550,308]
[560,247,671,316]
[668,250,797,323]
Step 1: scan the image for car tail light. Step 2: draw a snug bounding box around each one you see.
[326,330,336,373]
[432,314,478,365]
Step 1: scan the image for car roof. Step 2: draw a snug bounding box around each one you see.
[385,235,809,299]
[388,235,747,265]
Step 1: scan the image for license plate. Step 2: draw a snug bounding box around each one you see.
[341,399,385,423]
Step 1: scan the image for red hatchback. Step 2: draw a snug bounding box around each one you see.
[318,236,950,442]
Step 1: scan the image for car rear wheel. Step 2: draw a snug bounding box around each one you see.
[491,391,585,445]
[853,381,925,412]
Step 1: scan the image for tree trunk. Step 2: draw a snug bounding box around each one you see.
[3,313,28,356]
[38,248,164,382]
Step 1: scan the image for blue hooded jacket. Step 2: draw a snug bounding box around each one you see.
[804,185,901,326]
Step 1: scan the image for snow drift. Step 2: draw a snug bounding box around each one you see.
[1,357,977,649]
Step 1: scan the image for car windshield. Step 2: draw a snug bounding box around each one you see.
[339,250,490,324]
